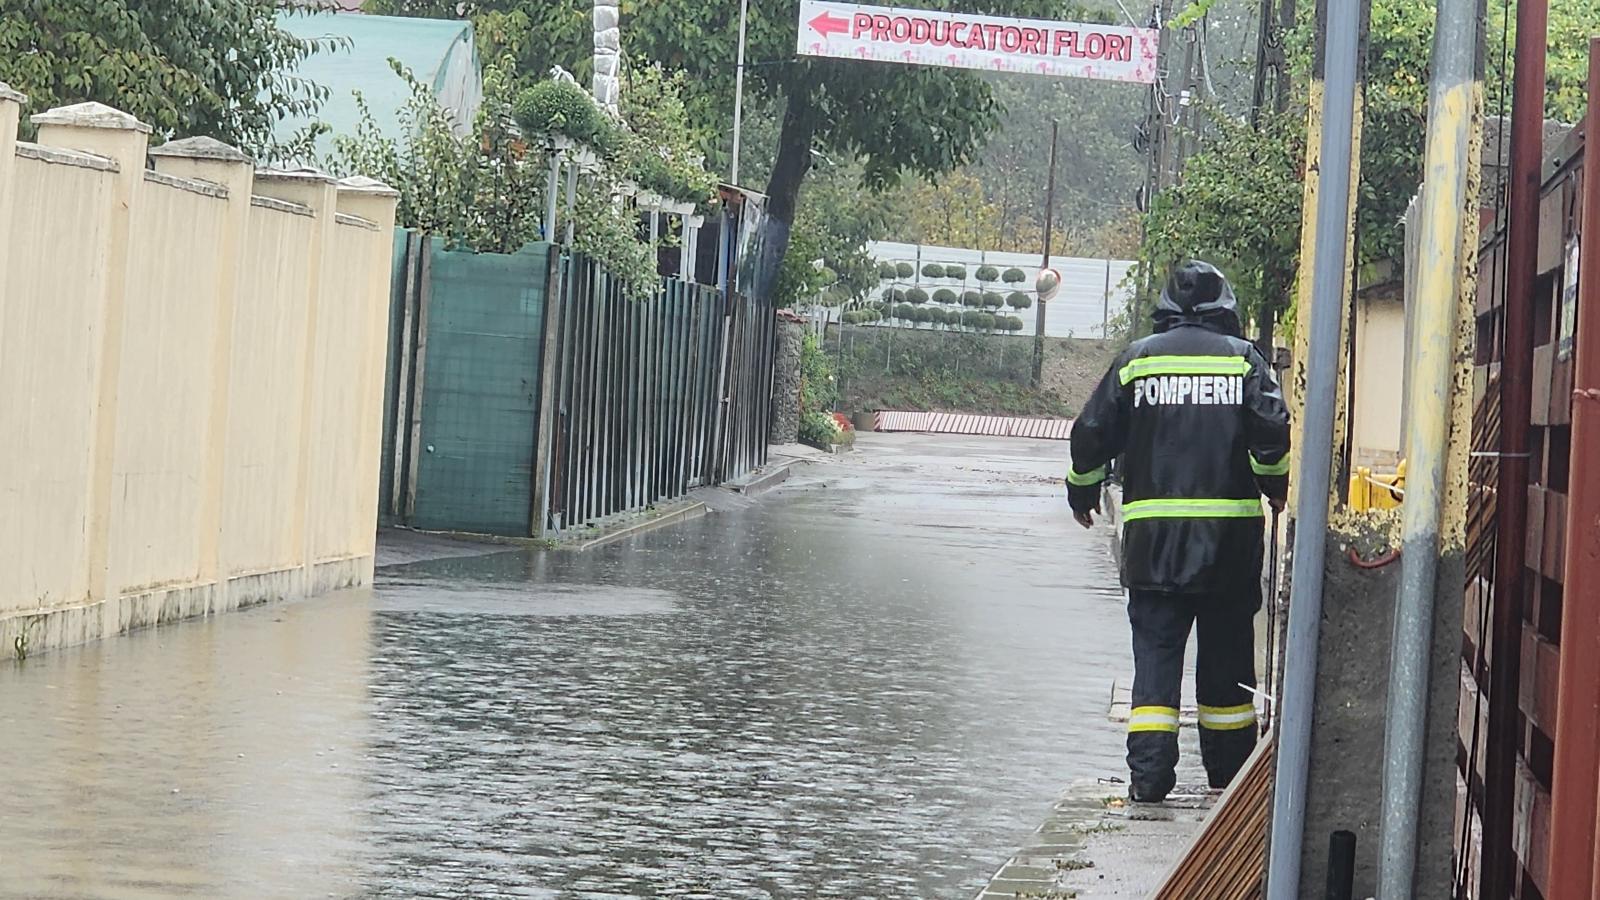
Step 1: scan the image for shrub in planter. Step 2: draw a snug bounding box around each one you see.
[513,79,616,151]
[896,261,915,278]
[921,263,945,279]
[932,288,957,304]
[1006,291,1033,309]
[961,290,983,307]
[800,409,847,448]
[976,312,997,331]
[944,264,967,280]
[1000,315,1026,331]
[1003,267,1027,283]
[960,309,984,329]
[976,265,1000,283]
[877,261,898,279]
[894,303,917,321]
[981,291,1004,308]
[907,287,929,304]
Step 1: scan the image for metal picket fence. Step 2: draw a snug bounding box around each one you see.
[539,254,775,534]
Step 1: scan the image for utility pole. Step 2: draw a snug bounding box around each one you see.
[1264,0,1360,895]
[1375,0,1481,890]
[1032,120,1059,387]
[730,0,750,184]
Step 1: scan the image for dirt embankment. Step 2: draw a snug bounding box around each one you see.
[826,326,1121,418]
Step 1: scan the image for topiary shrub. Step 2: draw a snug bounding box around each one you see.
[513,79,616,150]
[933,288,957,304]
[1000,315,1026,331]
[877,261,898,279]
[921,263,945,279]
[1003,267,1027,283]
[907,287,929,304]
[894,303,917,321]
[975,312,996,331]
[912,307,933,325]
[976,265,1000,283]
[961,290,983,307]
[896,261,915,279]
[981,291,1004,308]
[960,310,984,329]
[1006,291,1033,309]
[944,264,967,280]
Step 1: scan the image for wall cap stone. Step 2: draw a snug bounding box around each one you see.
[150,136,250,163]
[336,174,400,198]
[144,168,229,200]
[31,101,151,134]
[0,83,24,105]
[15,141,119,172]
[255,165,336,184]
[250,195,316,217]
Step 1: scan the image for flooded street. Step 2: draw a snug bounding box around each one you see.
[0,434,1133,899]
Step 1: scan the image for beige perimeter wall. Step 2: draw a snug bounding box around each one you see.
[0,91,398,658]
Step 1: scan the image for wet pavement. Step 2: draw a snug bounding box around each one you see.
[0,433,1135,900]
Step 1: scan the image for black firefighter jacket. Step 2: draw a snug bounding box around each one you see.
[1066,264,1291,595]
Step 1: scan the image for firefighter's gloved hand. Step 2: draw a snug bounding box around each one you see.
[1067,481,1103,528]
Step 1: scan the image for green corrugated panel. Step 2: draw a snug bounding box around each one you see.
[411,239,549,535]
[378,228,410,526]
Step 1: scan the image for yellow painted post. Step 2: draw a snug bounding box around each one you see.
[335,176,400,576]
[32,102,152,611]
[252,169,338,584]
[148,138,255,597]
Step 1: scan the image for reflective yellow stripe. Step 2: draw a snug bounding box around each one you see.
[1198,702,1257,731]
[1067,464,1106,486]
[1118,354,1251,386]
[1250,453,1291,476]
[1122,498,1263,521]
[1128,705,1180,734]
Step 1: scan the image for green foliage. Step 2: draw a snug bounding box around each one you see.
[1171,0,1220,29]
[981,291,1004,309]
[961,290,983,308]
[513,77,616,149]
[800,331,837,414]
[944,264,968,280]
[896,262,915,279]
[976,265,1000,283]
[328,58,543,253]
[960,309,985,329]
[1006,291,1033,309]
[619,63,716,204]
[912,307,933,325]
[1003,267,1027,283]
[799,409,845,446]
[922,263,946,279]
[933,288,958,304]
[0,0,340,160]
[878,261,899,279]
[907,287,929,304]
[999,315,1026,332]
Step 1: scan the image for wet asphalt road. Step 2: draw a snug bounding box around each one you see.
[0,433,1132,899]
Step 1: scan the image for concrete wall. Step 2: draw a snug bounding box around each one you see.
[0,90,398,659]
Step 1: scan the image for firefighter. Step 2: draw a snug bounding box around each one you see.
[1066,260,1290,803]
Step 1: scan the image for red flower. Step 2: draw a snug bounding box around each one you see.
[831,412,854,432]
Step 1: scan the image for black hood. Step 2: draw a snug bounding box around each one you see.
[1152,260,1243,338]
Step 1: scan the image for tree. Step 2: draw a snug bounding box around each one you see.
[0,0,339,158]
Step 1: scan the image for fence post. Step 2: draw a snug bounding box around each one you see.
[147,137,254,593]
[252,169,338,582]
[0,84,21,329]
[530,248,565,537]
[335,176,400,571]
[32,102,152,611]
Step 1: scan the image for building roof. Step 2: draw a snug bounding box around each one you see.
[273,11,481,159]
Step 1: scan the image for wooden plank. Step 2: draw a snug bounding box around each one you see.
[1518,622,1561,736]
[1152,733,1276,899]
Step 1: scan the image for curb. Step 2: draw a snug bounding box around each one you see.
[729,459,797,497]
[567,502,709,552]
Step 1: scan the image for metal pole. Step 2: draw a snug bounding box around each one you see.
[1264,0,1359,894]
[730,0,750,184]
[1032,120,1058,386]
[1550,35,1600,898]
[1376,0,1478,891]
[1483,0,1546,892]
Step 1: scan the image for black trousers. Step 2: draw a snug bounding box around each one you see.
[1126,588,1259,798]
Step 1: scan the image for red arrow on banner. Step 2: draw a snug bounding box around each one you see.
[809,11,850,37]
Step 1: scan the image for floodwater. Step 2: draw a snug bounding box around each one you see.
[0,434,1132,899]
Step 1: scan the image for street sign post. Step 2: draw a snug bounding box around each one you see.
[796,0,1158,85]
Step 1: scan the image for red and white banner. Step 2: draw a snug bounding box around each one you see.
[796,0,1158,85]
